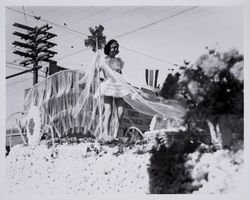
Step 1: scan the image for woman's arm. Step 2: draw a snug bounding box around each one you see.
[117,57,124,74]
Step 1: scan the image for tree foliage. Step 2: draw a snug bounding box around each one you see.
[84,25,106,52]
[180,48,243,118]
[160,73,180,99]
[178,48,244,146]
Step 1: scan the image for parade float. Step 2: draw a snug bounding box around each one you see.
[6,25,244,195]
[10,25,186,147]
[20,52,186,146]
[5,49,244,194]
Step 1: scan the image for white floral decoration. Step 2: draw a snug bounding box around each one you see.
[24,106,43,146]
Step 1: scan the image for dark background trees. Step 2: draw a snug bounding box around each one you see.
[159,48,244,148]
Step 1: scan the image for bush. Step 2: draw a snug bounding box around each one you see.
[160,73,180,99]
[148,132,201,193]
[148,132,243,194]
[178,48,244,147]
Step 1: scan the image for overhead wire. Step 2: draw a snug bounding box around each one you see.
[121,53,175,85]
[122,51,176,73]
[114,6,199,39]
[6,7,88,37]
[7,14,53,71]
[7,89,35,106]
[122,53,150,69]
[7,6,200,72]
[6,62,47,86]
[6,62,47,74]
[48,7,197,66]
[53,7,151,60]
[7,6,199,66]
[6,65,33,72]
[52,7,197,64]
[7,7,132,63]
[56,47,90,60]
[7,6,94,64]
[7,59,22,65]
[22,6,28,25]
[6,65,46,78]
[7,6,47,82]
[51,7,113,47]
[80,6,146,32]
[6,62,29,67]
[69,7,113,27]
[6,6,228,117]
[31,7,82,23]
[106,7,200,68]
[144,7,219,41]
[121,46,179,67]
[7,78,33,87]
[7,6,198,85]
[5,6,200,116]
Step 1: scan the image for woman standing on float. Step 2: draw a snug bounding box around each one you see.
[101,39,125,140]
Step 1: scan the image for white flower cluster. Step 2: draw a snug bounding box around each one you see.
[5,140,244,194]
[230,61,244,82]
[6,142,151,194]
[196,54,227,78]
[185,144,244,194]
[24,106,43,146]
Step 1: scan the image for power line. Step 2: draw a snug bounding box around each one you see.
[79,7,146,32]
[142,7,218,41]
[6,65,46,78]
[6,62,47,74]
[6,62,28,67]
[101,7,197,67]
[7,7,195,68]
[122,53,147,67]
[70,7,113,27]
[121,46,180,67]
[6,88,32,102]
[6,65,31,71]
[7,78,33,87]
[6,7,88,37]
[22,6,28,25]
[7,7,90,60]
[57,47,90,60]
[7,6,189,65]
[114,6,198,39]
[122,52,174,72]
[110,7,200,68]
[6,70,50,89]
[36,8,196,63]
[7,58,22,65]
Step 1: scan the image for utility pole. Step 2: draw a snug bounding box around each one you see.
[8,23,57,85]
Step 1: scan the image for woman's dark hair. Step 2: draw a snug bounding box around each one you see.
[104,39,119,55]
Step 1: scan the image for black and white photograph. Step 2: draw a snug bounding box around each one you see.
[2,0,249,198]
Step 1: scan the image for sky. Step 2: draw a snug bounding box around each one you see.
[5,5,244,128]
